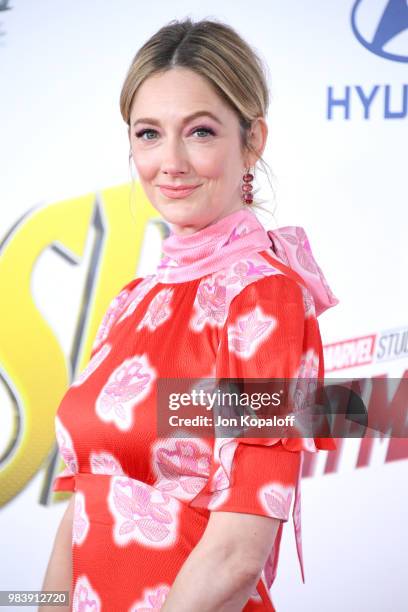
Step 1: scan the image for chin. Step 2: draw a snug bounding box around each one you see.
[156,203,203,221]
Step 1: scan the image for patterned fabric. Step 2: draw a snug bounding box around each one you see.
[266,225,339,317]
[52,207,338,611]
[157,207,272,282]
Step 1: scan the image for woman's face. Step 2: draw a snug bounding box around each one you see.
[128,67,266,235]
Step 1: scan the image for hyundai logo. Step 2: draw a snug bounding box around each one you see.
[351,0,408,62]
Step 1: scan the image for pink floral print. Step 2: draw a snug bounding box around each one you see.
[129,584,171,611]
[73,491,89,545]
[136,288,174,332]
[152,439,211,501]
[95,354,156,430]
[108,476,180,548]
[72,575,101,612]
[228,305,277,358]
[258,482,295,520]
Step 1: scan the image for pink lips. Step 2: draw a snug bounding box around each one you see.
[159,185,200,199]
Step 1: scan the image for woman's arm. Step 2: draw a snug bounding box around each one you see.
[161,510,280,612]
[39,494,75,612]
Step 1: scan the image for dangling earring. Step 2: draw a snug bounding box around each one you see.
[242,167,254,205]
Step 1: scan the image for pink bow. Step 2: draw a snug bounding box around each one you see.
[267,226,339,317]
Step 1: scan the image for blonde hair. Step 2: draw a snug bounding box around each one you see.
[120,17,277,218]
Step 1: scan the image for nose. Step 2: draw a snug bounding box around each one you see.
[160,135,190,176]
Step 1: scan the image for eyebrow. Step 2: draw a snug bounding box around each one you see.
[132,110,223,128]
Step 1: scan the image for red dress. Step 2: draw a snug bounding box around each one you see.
[52,207,337,611]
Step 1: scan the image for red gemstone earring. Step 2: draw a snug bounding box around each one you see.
[242,168,254,205]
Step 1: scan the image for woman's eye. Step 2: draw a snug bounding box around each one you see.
[135,129,158,140]
[192,126,215,137]
[134,126,215,141]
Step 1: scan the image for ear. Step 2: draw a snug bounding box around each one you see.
[245,117,268,167]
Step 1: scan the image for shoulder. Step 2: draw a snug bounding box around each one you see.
[90,275,148,356]
[120,275,146,295]
[105,276,147,316]
[202,251,309,324]
[106,274,159,321]
[227,272,306,322]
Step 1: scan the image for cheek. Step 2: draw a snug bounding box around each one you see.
[193,150,229,179]
[133,157,157,181]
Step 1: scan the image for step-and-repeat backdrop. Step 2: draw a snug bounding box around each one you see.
[0,2,407,610]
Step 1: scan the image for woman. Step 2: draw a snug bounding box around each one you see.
[42,17,338,612]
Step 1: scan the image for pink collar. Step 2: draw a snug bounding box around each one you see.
[156,207,338,317]
[157,208,271,283]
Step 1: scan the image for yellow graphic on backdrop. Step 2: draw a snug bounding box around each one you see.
[0,182,163,507]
